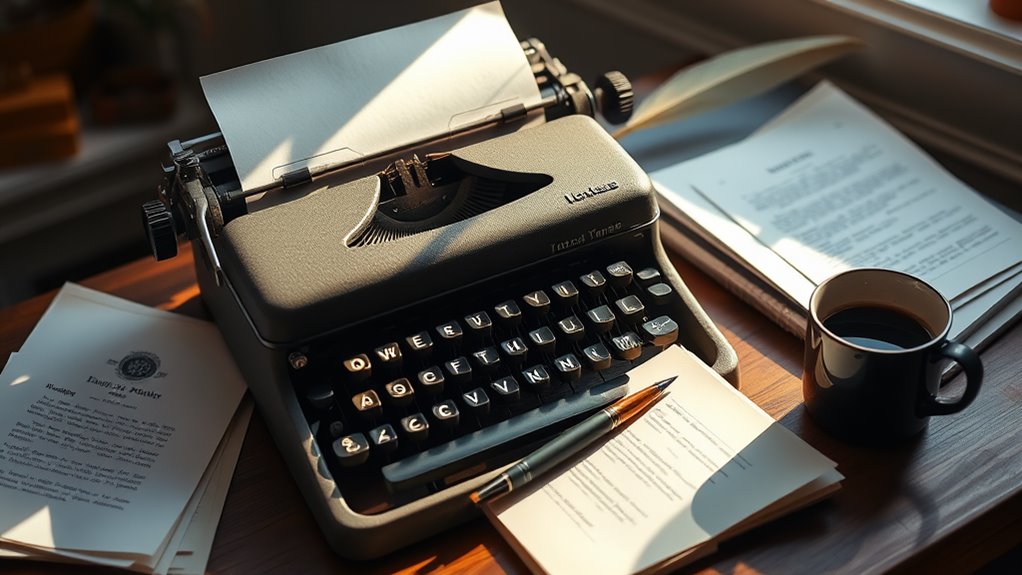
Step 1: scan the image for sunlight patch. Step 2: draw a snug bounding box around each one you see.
[2,506,55,549]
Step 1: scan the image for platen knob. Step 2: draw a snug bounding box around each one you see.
[142,199,179,261]
[594,71,634,125]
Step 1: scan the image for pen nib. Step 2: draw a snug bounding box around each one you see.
[654,376,677,392]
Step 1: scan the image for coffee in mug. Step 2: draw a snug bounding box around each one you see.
[803,268,983,443]
[822,305,934,351]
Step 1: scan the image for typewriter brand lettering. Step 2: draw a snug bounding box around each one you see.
[563,180,619,205]
[550,234,585,255]
[549,221,624,255]
[588,222,622,240]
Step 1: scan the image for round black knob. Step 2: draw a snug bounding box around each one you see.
[142,200,179,261]
[594,71,634,125]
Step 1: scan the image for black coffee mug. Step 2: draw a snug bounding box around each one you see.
[803,268,983,443]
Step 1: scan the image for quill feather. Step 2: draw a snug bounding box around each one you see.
[613,36,862,139]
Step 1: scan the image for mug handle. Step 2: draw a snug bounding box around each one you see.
[920,341,983,416]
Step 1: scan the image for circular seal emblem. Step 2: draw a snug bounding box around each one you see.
[116,351,161,381]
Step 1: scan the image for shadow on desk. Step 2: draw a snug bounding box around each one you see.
[660,410,928,575]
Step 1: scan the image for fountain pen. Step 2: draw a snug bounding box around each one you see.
[470,375,677,505]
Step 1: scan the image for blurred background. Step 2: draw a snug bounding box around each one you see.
[1,0,1018,307]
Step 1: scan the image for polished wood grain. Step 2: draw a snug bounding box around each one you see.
[2,242,1020,575]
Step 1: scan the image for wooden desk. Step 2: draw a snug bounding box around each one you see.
[3,241,1021,574]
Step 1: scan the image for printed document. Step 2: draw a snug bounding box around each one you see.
[488,346,839,575]
[653,82,1022,346]
[0,284,247,560]
[679,82,1021,303]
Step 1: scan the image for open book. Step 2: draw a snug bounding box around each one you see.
[652,82,1022,349]
[483,346,841,575]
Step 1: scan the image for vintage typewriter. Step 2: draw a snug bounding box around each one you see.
[140,4,737,559]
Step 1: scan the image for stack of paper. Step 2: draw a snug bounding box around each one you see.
[485,345,842,574]
[652,82,1022,350]
[0,284,250,574]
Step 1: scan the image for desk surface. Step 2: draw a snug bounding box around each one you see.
[2,241,1021,575]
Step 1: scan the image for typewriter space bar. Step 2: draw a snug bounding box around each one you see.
[381,380,628,492]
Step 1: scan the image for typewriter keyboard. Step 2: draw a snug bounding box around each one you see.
[290,258,683,503]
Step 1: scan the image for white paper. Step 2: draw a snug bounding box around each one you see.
[653,176,816,308]
[652,82,1022,349]
[952,263,1021,309]
[0,399,252,575]
[166,399,252,575]
[654,179,1022,328]
[490,346,837,575]
[0,285,247,557]
[680,82,1021,302]
[0,543,135,567]
[200,1,542,194]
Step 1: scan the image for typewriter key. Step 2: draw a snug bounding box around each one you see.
[368,424,399,455]
[606,261,634,289]
[333,433,370,467]
[431,401,460,429]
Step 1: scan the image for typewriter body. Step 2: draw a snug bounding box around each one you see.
[141,12,738,559]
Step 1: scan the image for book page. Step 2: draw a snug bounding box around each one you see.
[681,82,1021,303]
[488,346,837,575]
[200,1,542,194]
[0,285,246,557]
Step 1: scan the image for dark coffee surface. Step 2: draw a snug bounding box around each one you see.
[823,305,933,351]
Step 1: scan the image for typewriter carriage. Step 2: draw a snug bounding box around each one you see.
[142,37,635,277]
